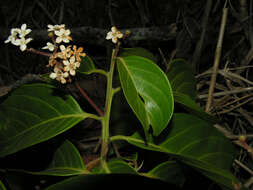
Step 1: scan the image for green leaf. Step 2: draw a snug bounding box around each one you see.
[28,140,87,176]
[77,55,96,74]
[45,174,180,190]
[112,113,238,189]
[174,92,219,123]
[0,181,6,190]
[166,59,218,123]
[120,47,157,63]
[95,159,138,174]
[117,56,174,136]
[0,83,87,157]
[145,160,185,187]
[166,59,197,100]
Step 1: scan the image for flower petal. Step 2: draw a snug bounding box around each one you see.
[49,73,57,79]
[106,32,113,40]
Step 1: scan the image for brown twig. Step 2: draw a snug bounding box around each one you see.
[205,6,228,112]
[27,48,52,57]
[75,81,104,116]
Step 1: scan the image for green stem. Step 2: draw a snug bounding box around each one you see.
[92,69,108,77]
[100,45,120,172]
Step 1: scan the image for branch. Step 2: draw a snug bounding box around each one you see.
[1,25,177,46]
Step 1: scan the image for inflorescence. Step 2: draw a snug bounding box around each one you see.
[5,24,124,84]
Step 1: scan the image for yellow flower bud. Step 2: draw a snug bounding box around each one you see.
[48,32,54,38]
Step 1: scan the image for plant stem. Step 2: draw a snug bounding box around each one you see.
[100,42,121,172]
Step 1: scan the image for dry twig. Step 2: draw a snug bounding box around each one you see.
[205,5,228,112]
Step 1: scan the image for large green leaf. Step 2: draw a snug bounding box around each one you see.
[45,174,180,190]
[119,47,157,63]
[111,113,239,189]
[0,83,88,157]
[117,56,174,136]
[28,140,87,176]
[166,59,197,100]
[166,59,218,123]
[145,160,185,187]
[0,181,6,190]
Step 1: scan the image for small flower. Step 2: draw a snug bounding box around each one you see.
[42,42,55,51]
[55,28,72,43]
[72,45,86,62]
[50,65,69,84]
[57,45,73,59]
[5,24,32,51]
[19,24,32,38]
[15,37,33,51]
[48,54,57,67]
[5,28,21,45]
[63,56,80,76]
[106,26,123,43]
[47,24,65,32]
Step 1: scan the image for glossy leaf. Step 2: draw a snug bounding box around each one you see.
[0,83,88,157]
[117,56,174,136]
[45,174,180,190]
[145,160,185,187]
[112,113,238,189]
[29,140,87,176]
[120,47,157,62]
[166,59,197,100]
[78,55,96,74]
[0,181,6,190]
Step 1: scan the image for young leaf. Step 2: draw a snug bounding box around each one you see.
[112,113,239,189]
[0,181,6,190]
[27,140,87,176]
[119,47,157,63]
[0,83,88,157]
[117,56,174,136]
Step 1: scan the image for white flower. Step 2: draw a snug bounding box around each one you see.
[5,28,20,45]
[57,45,73,59]
[5,24,32,51]
[47,24,65,32]
[63,56,80,76]
[49,66,69,84]
[42,42,55,51]
[106,26,123,43]
[19,24,32,38]
[15,37,33,51]
[55,28,72,43]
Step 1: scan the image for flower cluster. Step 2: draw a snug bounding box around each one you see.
[4,24,32,51]
[43,24,86,84]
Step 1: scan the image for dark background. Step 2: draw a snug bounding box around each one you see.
[0,0,253,189]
